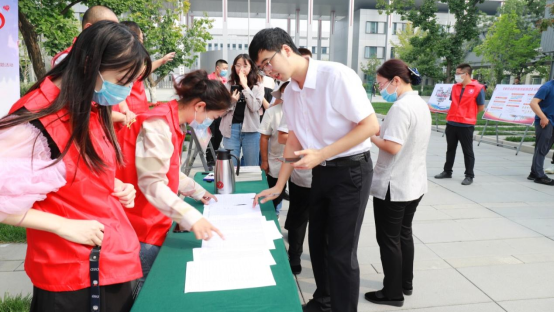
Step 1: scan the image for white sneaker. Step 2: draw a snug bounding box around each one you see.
[546,165,554,174]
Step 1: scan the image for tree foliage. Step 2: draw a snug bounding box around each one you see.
[377,0,486,82]
[360,56,382,80]
[475,0,550,85]
[18,0,213,85]
[390,23,443,82]
[127,1,213,92]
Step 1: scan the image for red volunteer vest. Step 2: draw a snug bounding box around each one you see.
[127,81,149,114]
[446,80,484,125]
[51,37,77,68]
[9,78,142,292]
[117,100,185,246]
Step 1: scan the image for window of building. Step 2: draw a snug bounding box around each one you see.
[365,46,385,59]
[366,22,378,34]
[390,47,396,59]
[208,43,212,51]
[232,44,236,50]
[532,76,542,85]
[392,23,406,35]
[220,43,223,49]
[239,44,243,50]
[245,44,249,48]
[227,44,230,49]
[322,47,328,54]
[312,46,317,54]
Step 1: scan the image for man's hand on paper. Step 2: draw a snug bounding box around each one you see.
[253,187,280,206]
[191,218,224,241]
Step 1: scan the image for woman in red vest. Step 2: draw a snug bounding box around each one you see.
[111,21,177,132]
[0,21,151,311]
[117,70,231,291]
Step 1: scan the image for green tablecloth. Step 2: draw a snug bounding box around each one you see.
[131,172,302,312]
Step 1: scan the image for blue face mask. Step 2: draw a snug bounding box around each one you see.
[220,70,228,77]
[189,110,213,151]
[92,72,133,106]
[189,110,213,131]
[380,81,398,102]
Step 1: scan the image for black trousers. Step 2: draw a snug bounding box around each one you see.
[30,282,134,312]
[444,124,475,178]
[531,123,554,178]
[285,179,311,266]
[266,175,285,211]
[206,117,223,163]
[309,156,372,312]
[374,188,423,300]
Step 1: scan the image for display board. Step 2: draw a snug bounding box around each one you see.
[482,84,541,125]
[0,1,19,117]
[428,84,454,113]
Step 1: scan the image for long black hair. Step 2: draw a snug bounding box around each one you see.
[0,21,152,173]
[229,54,259,89]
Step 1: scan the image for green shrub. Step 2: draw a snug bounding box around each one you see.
[0,293,32,312]
[0,224,26,243]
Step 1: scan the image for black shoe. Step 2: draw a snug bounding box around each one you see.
[291,263,302,275]
[434,171,452,179]
[403,288,413,296]
[364,290,404,307]
[302,299,331,312]
[461,177,473,185]
[527,172,538,180]
[534,177,554,185]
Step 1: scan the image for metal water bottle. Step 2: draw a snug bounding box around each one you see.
[214,149,240,194]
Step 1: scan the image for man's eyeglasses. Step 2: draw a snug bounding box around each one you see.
[258,51,278,76]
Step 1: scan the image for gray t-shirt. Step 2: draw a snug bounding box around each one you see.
[370,91,431,201]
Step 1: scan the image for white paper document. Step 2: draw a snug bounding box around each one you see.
[203,204,261,219]
[208,193,258,208]
[184,259,276,293]
[192,248,276,266]
[264,220,282,240]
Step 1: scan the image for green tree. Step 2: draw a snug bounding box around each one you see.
[360,56,382,80]
[390,23,444,82]
[128,0,214,102]
[18,0,140,79]
[18,0,213,90]
[475,10,548,82]
[377,0,486,82]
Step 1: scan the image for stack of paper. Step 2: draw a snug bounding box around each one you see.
[235,166,263,182]
[184,193,283,294]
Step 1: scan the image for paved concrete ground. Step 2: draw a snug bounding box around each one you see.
[2,128,553,312]
[279,130,554,312]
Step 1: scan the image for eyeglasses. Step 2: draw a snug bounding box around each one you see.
[258,51,278,76]
[375,80,390,91]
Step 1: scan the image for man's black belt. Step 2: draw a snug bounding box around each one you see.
[319,151,369,167]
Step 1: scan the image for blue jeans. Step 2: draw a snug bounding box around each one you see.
[136,242,161,295]
[222,123,260,166]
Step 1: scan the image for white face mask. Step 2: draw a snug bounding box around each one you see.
[454,74,465,83]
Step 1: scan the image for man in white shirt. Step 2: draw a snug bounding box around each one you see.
[250,28,379,312]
